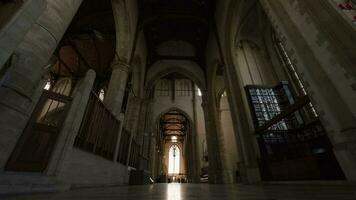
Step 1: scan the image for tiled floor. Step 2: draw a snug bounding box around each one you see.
[3,183,356,200]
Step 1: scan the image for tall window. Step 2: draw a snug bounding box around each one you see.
[52,78,72,96]
[273,34,318,117]
[176,79,191,96]
[246,85,288,130]
[196,86,202,96]
[155,79,171,96]
[168,145,180,174]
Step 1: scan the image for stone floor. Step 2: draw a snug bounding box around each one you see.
[2,183,356,200]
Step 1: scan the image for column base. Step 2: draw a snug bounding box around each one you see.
[129,170,152,185]
[332,128,356,181]
[245,167,261,184]
[334,148,356,181]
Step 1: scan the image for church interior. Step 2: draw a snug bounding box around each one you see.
[0,0,356,199]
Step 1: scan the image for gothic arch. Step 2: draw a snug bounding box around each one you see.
[207,61,225,107]
[215,0,263,183]
[145,60,207,98]
[216,88,227,106]
[168,144,181,174]
[154,107,194,131]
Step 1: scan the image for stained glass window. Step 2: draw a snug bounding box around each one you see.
[246,85,288,130]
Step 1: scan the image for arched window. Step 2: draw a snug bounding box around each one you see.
[273,33,318,117]
[156,79,171,96]
[196,86,202,96]
[168,145,180,174]
[52,78,72,96]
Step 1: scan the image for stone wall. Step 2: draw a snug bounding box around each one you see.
[58,148,129,187]
[0,0,46,68]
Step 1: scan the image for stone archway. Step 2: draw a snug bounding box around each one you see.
[145,60,207,97]
[153,108,196,182]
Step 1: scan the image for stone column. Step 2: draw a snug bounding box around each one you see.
[104,61,130,116]
[47,69,96,175]
[135,100,150,170]
[0,0,46,68]
[0,0,83,169]
[191,89,201,183]
[137,100,148,142]
[223,73,261,183]
[123,96,142,167]
[216,107,232,183]
[149,136,156,176]
[143,100,156,171]
[201,97,224,184]
[103,61,130,165]
[126,96,142,136]
[113,115,125,162]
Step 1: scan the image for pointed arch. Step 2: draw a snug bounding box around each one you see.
[168,144,181,175]
[145,60,207,98]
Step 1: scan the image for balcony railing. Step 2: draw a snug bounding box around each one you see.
[74,91,120,160]
[128,140,140,168]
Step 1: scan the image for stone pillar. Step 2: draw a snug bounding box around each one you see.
[149,135,155,174]
[0,0,83,169]
[104,61,130,116]
[223,71,261,183]
[216,108,232,183]
[143,100,156,172]
[0,0,46,68]
[191,89,201,183]
[137,101,148,142]
[113,114,125,162]
[135,100,151,170]
[121,96,141,167]
[46,70,96,175]
[201,97,224,184]
[103,61,130,165]
[125,135,133,166]
[126,96,142,136]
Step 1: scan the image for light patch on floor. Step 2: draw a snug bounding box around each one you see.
[1,183,356,200]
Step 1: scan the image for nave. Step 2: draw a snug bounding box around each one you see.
[1,0,356,197]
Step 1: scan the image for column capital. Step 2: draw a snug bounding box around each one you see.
[111,60,130,73]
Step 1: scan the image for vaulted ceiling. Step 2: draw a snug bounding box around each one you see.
[52,0,218,83]
[53,0,116,84]
[138,0,216,69]
[160,110,188,138]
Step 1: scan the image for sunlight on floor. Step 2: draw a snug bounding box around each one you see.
[166,183,182,200]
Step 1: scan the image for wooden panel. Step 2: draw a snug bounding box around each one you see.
[129,140,140,168]
[5,91,72,172]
